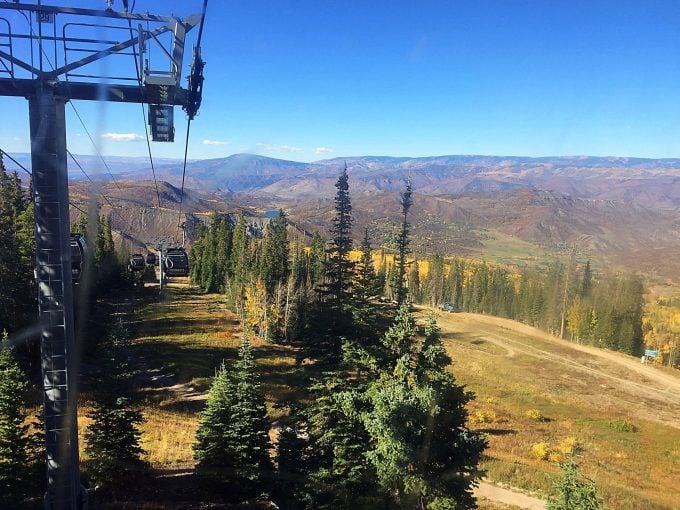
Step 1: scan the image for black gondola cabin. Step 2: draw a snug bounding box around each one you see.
[129,254,146,271]
[70,233,87,282]
[164,248,189,277]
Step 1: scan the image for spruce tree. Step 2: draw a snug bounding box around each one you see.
[0,335,32,507]
[193,360,237,474]
[84,322,147,488]
[303,166,355,364]
[275,425,307,510]
[214,215,233,291]
[308,232,326,288]
[580,260,593,298]
[189,225,206,285]
[260,209,290,295]
[351,228,381,335]
[0,164,34,333]
[324,164,354,309]
[302,373,378,509]
[392,180,413,307]
[194,336,272,497]
[200,219,217,292]
[354,228,379,303]
[408,259,421,304]
[362,307,486,508]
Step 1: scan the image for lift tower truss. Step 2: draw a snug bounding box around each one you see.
[0,3,204,509]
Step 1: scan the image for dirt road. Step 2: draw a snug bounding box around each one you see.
[475,481,546,510]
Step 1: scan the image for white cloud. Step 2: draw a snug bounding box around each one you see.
[202,139,229,146]
[101,132,143,142]
[256,143,304,154]
[315,146,333,155]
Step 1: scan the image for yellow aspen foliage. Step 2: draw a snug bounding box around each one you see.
[243,279,278,340]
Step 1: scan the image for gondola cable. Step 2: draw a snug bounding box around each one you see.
[8,1,126,194]
[0,147,97,225]
[4,2,126,195]
[126,0,163,211]
[66,149,128,226]
[175,0,208,245]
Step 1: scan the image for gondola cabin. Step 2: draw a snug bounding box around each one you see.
[146,252,157,266]
[164,248,189,277]
[129,254,146,272]
[70,233,87,282]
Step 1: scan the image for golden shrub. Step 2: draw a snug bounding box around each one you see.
[558,436,578,455]
[530,442,550,460]
[526,409,546,422]
[472,410,497,424]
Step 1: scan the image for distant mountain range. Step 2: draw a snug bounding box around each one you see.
[9,152,680,282]
[40,152,680,209]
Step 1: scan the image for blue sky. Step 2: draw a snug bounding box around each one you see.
[2,0,680,162]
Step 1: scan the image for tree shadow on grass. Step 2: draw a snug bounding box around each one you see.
[132,315,231,338]
[252,344,307,402]
[130,341,237,387]
[159,397,207,414]
[477,428,517,436]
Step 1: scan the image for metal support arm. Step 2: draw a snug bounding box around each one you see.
[0,77,188,104]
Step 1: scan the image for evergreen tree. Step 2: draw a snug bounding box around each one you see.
[215,214,233,291]
[199,218,217,292]
[189,223,207,285]
[580,260,593,298]
[450,259,464,310]
[0,163,34,333]
[302,373,378,509]
[361,307,485,508]
[547,459,602,510]
[92,213,119,290]
[352,228,381,335]
[0,335,33,507]
[424,254,445,308]
[303,166,355,364]
[227,211,251,317]
[324,164,354,309]
[308,232,326,288]
[354,228,379,302]
[392,180,413,307]
[84,322,147,488]
[230,211,250,283]
[275,425,307,510]
[260,209,290,295]
[375,250,387,298]
[194,336,272,497]
[193,360,237,474]
[407,259,421,304]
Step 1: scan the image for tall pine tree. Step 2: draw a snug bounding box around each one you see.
[392,180,413,307]
[324,164,354,309]
[303,166,355,364]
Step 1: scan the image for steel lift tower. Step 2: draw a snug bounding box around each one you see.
[0,2,206,508]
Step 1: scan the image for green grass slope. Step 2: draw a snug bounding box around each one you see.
[428,308,680,510]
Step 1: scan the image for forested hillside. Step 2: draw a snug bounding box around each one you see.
[190,205,645,357]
